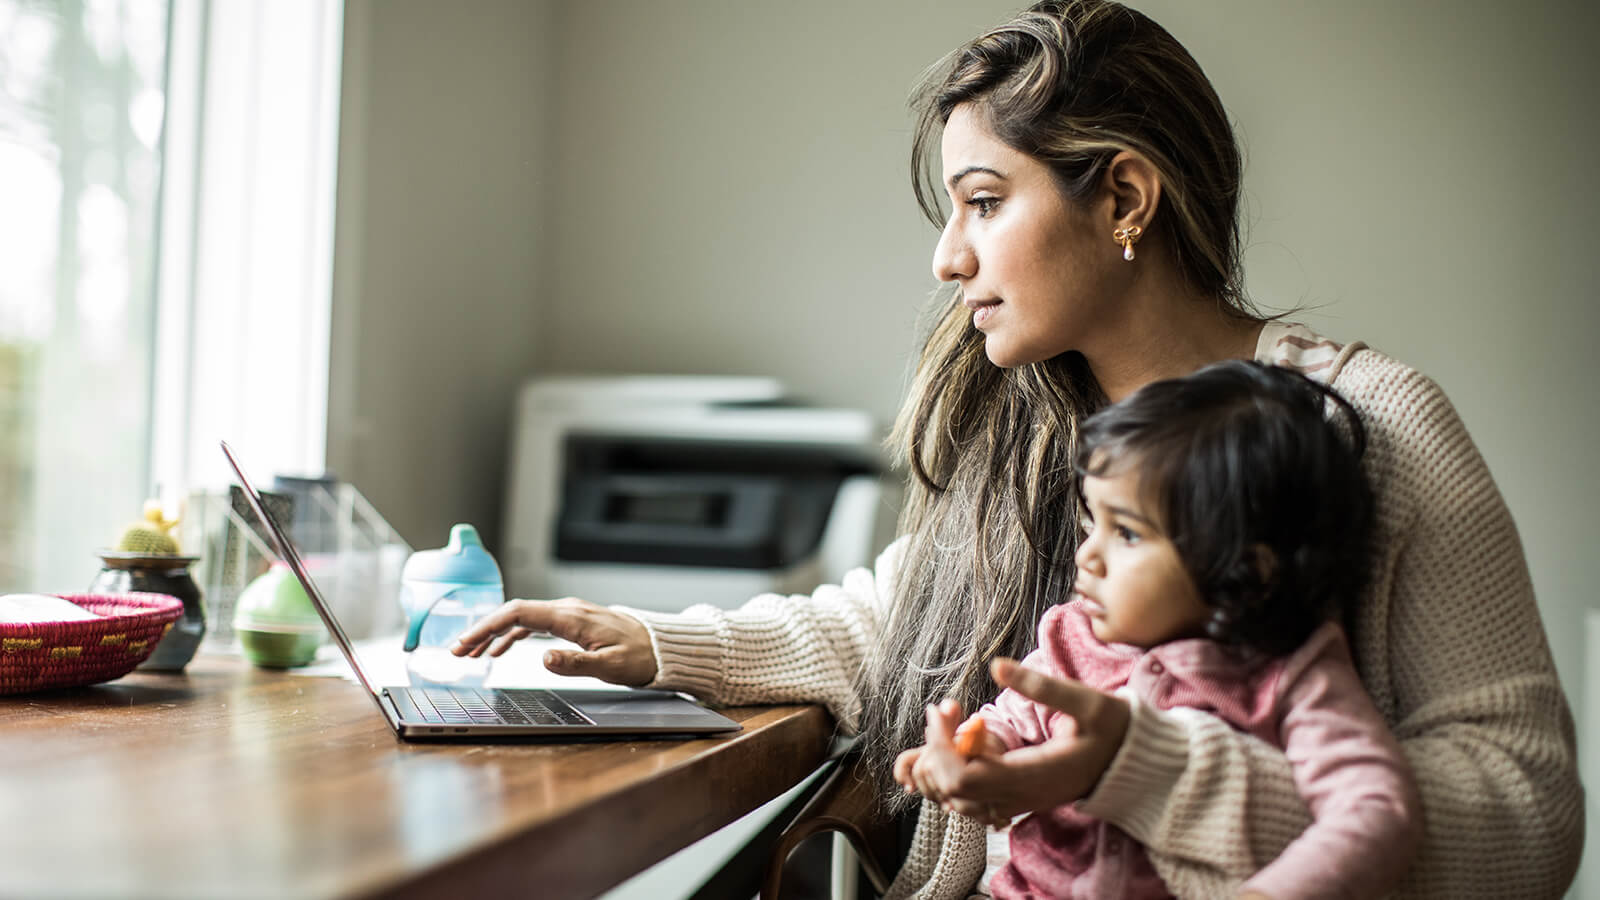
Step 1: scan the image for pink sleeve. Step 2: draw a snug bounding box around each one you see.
[977,646,1056,751]
[1242,624,1424,900]
[977,606,1077,751]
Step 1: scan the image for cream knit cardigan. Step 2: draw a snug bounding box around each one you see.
[617,323,1582,899]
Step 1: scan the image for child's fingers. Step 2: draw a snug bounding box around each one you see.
[893,748,922,789]
[911,755,944,803]
[954,716,988,758]
[924,700,964,747]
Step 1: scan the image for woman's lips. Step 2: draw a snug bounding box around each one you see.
[965,298,1000,329]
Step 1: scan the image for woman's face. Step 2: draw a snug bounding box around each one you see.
[932,104,1119,368]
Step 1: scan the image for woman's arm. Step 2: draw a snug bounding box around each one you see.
[612,536,907,731]
[454,537,904,729]
[1081,360,1582,898]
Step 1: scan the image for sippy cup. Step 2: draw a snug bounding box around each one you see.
[399,523,504,688]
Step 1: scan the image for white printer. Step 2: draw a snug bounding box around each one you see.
[501,375,902,611]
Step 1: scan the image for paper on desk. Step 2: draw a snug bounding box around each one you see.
[291,633,614,690]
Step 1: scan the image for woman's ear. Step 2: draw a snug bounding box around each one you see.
[1100,150,1162,232]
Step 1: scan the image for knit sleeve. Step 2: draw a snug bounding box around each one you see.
[608,536,905,733]
[1079,356,1582,898]
[882,801,989,900]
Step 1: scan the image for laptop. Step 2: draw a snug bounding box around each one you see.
[221,440,742,741]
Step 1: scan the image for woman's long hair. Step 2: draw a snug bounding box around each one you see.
[855,0,1263,811]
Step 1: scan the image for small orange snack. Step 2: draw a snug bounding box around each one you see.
[954,716,988,758]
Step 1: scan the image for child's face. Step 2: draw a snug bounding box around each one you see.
[1073,467,1209,648]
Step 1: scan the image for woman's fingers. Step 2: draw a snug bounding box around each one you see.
[478,627,524,658]
[544,642,655,686]
[992,657,1130,748]
[452,599,563,655]
[448,598,659,686]
[991,657,1094,721]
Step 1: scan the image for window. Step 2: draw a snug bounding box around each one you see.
[1,0,342,594]
[0,0,170,592]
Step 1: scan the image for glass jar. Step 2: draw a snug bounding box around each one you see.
[90,552,206,671]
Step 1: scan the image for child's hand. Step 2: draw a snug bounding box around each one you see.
[893,717,1003,797]
[954,716,1005,759]
[892,746,925,793]
[897,702,1013,828]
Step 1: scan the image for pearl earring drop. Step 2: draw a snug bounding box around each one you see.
[1113,225,1143,261]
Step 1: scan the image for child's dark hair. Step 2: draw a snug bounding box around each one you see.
[1076,360,1373,657]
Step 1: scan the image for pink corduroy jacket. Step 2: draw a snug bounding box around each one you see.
[978,601,1423,900]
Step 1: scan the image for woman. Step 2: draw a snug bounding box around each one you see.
[454,2,1582,897]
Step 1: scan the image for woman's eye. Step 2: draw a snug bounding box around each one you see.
[967,196,1000,218]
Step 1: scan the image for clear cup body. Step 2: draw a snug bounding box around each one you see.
[401,581,503,688]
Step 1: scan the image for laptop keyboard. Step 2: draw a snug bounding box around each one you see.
[393,687,591,726]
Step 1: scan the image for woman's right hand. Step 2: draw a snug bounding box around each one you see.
[450,597,658,687]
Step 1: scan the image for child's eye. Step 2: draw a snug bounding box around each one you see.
[1115,524,1141,544]
[967,196,1000,218]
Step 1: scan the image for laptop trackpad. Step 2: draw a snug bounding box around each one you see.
[563,689,732,726]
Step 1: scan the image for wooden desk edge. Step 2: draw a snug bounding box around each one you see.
[356,703,836,900]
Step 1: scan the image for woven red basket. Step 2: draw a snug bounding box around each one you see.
[0,593,185,694]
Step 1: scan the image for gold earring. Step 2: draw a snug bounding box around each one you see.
[1113,225,1143,261]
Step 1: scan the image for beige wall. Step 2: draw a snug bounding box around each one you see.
[1141,1,1600,672]
[539,0,1015,428]
[330,0,556,554]
[537,0,1600,690]
[334,3,1598,884]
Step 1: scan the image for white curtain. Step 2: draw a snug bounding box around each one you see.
[151,0,343,498]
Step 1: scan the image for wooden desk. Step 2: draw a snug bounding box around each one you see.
[0,656,833,899]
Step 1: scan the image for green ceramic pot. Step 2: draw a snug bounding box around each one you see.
[234,563,325,668]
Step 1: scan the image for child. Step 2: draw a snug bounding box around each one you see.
[895,359,1423,900]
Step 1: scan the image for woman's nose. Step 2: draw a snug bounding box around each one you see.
[931,215,974,283]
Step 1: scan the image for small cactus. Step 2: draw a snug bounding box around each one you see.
[116,499,182,555]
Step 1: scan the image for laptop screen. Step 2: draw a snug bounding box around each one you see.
[220,441,392,713]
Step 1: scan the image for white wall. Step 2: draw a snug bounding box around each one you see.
[540,0,1017,429]
[329,0,555,552]
[1143,4,1598,892]
[542,0,1599,693]
[334,0,1598,889]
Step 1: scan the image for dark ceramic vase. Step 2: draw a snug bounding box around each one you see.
[90,552,206,671]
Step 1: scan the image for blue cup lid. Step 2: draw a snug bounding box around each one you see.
[401,524,503,586]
